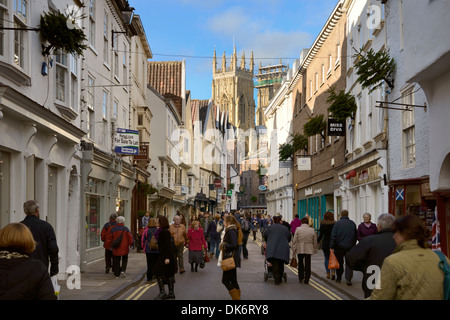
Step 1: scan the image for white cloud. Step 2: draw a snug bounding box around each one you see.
[207,6,312,67]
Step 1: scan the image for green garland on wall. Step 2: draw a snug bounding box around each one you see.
[39,11,87,56]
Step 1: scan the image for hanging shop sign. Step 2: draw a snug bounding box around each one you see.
[114,128,139,155]
[214,178,222,188]
[297,157,311,171]
[327,119,346,136]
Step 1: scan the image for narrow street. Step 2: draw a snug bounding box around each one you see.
[117,236,350,301]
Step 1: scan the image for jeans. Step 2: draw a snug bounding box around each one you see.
[174,244,185,270]
[209,237,221,258]
[322,247,330,273]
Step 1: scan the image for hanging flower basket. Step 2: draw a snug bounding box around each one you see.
[39,11,87,56]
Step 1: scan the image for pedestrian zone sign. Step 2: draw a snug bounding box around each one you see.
[395,188,404,201]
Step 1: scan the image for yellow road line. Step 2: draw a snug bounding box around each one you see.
[285,265,342,300]
[256,238,342,300]
[125,283,155,300]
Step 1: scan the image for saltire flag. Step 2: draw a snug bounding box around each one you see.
[432,206,441,251]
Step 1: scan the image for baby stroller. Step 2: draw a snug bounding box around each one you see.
[262,243,287,282]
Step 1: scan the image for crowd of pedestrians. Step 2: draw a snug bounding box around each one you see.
[0,200,449,301]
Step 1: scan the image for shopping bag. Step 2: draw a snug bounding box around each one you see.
[328,249,339,270]
[204,250,210,263]
[51,275,60,299]
[290,256,298,268]
[200,250,206,268]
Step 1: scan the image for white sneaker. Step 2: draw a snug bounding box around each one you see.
[121,271,127,278]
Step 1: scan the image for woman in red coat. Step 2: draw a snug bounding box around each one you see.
[106,216,133,278]
[187,220,207,272]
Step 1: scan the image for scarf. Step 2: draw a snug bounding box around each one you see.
[154,227,162,240]
[0,250,29,259]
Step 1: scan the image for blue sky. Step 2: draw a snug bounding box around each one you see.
[131,0,339,100]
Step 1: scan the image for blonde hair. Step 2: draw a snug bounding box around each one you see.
[0,223,36,254]
[148,218,157,228]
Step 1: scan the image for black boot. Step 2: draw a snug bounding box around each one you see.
[154,277,167,300]
[165,277,175,299]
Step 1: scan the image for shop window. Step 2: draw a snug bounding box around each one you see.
[394,184,421,217]
[86,195,101,248]
[86,178,104,249]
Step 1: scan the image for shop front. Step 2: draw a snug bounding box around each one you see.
[336,151,389,226]
[389,177,449,255]
[297,179,334,230]
[80,144,135,268]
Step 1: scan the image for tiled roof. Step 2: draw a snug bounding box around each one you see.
[147,61,183,116]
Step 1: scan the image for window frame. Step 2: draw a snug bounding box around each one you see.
[402,87,416,168]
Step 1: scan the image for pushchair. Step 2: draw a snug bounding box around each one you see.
[262,243,287,282]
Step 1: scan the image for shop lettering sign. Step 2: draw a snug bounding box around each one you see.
[327,119,345,136]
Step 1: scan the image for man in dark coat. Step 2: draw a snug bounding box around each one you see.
[329,209,356,285]
[21,200,59,277]
[345,213,396,298]
[263,215,291,285]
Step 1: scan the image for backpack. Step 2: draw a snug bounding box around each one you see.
[435,251,450,300]
[146,229,158,251]
[241,218,250,232]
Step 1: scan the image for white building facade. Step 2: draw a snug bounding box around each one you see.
[264,78,294,222]
[0,0,86,276]
[389,0,450,255]
[336,0,390,224]
[147,86,182,220]
[384,0,431,220]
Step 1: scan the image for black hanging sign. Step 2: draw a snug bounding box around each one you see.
[327,119,346,136]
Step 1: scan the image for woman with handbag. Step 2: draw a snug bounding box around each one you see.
[219,215,242,300]
[292,217,319,284]
[187,220,207,272]
[318,211,336,279]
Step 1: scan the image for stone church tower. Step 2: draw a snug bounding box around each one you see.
[211,47,256,131]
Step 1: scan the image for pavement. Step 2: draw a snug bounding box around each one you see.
[58,234,365,301]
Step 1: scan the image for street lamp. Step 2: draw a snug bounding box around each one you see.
[111,5,134,48]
